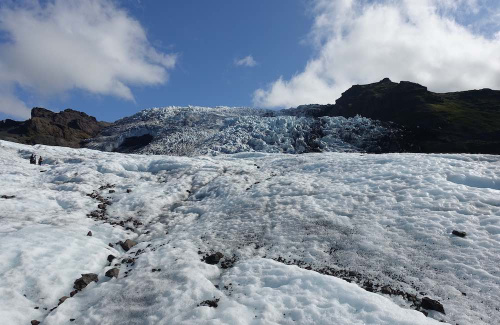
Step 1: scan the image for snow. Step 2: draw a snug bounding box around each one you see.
[86,106,396,155]
[1,140,500,324]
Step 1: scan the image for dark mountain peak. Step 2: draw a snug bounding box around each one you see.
[31,107,55,118]
[396,80,427,92]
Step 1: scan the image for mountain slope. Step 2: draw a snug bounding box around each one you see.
[313,78,500,154]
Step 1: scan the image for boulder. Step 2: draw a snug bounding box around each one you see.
[73,273,98,291]
[205,252,224,265]
[105,268,120,278]
[421,297,445,314]
[87,231,92,236]
[107,254,116,263]
[198,298,220,308]
[452,230,466,238]
[31,321,40,325]
[120,239,137,251]
[58,296,69,305]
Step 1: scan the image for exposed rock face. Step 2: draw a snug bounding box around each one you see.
[0,107,109,148]
[113,134,154,153]
[313,78,500,154]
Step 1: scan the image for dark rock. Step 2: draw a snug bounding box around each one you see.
[452,230,467,238]
[381,285,394,295]
[70,290,78,297]
[109,190,115,193]
[87,231,92,236]
[73,273,98,291]
[205,252,224,265]
[108,243,114,247]
[0,195,15,199]
[107,255,116,263]
[31,321,40,325]
[70,319,75,322]
[113,134,154,153]
[0,107,109,148]
[122,257,135,264]
[34,307,39,309]
[421,297,445,314]
[105,268,119,278]
[126,189,132,193]
[89,210,103,219]
[120,239,137,251]
[58,296,69,305]
[198,298,220,308]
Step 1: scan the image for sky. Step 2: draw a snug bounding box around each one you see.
[0,0,499,122]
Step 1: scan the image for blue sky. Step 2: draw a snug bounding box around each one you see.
[0,0,499,122]
[0,0,313,121]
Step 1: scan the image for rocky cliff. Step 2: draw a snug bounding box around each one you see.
[309,78,500,154]
[0,108,109,148]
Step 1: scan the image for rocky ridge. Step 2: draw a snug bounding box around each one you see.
[0,107,109,148]
[300,78,500,154]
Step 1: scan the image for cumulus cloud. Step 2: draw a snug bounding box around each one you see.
[0,0,176,118]
[254,0,500,108]
[235,55,257,67]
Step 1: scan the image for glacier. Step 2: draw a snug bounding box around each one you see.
[85,106,402,155]
[1,140,499,324]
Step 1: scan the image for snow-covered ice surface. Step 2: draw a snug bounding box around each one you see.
[1,140,499,324]
[85,106,397,155]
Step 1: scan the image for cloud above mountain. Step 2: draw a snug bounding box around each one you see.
[0,0,176,118]
[254,0,500,108]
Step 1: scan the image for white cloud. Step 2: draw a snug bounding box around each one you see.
[0,89,31,119]
[254,0,500,108]
[0,0,177,118]
[235,55,257,67]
